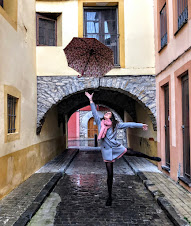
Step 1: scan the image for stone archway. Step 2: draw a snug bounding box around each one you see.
[37,75,156,134]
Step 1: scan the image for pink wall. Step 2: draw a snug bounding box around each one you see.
[68,112,79,139]
[155,0,191,192]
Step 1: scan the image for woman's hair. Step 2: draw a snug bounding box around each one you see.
[101,112,119,131]
[110,112,119,131]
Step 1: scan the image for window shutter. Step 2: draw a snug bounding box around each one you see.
[36,13,57,46]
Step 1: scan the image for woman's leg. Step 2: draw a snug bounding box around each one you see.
[105,162,113,206]
[126,148,161,162]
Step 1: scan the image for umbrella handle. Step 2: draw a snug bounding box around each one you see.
[77,70,84,78]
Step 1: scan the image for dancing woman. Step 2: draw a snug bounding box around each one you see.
[85,92,161,206]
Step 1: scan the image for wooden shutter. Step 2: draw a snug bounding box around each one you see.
[36,13,57,46]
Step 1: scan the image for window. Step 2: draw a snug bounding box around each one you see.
[160,4,167,49]
[4,85,21,142]
[177,0,188,30]
[7,95,18,133]
[182,73,190,179]
[0,0,3,8]
[36,13,60,46]
[84,8,119,65]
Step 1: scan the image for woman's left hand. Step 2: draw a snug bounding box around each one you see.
[142,124,148,131]
[85,92,94,101]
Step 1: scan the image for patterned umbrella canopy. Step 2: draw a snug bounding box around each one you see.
[64,37,114,77]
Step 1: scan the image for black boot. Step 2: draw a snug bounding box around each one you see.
[106,196,112,206]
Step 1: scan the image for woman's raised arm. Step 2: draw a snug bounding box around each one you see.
[85,92,101,126]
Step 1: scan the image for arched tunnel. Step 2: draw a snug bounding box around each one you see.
[37,85,157,162]
[57,88,137,123]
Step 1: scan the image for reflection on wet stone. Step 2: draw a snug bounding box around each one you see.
[53,152,172,226]
[54,174,172,225]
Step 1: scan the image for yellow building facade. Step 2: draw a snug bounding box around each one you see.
[0,0,157,199]
[0,0,65,199]
[36,0,158,160]
[36,0,155,76]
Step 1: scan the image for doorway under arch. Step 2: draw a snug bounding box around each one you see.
[88,117,98,138]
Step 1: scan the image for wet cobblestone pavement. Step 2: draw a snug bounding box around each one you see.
[29,151,173,225]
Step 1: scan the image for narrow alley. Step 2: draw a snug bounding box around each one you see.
[27,150,172,226]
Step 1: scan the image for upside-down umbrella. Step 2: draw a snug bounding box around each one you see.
[64,37,114,77]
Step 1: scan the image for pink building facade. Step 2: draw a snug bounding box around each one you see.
[155,0,191,191]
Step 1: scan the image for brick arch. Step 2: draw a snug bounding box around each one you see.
[37,75,156,134]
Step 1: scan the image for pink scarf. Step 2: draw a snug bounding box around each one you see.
[98,119,112,140]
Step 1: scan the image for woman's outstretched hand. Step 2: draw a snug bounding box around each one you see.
[142,124,148,131]
[85,92,94,101]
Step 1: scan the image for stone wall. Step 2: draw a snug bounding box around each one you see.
[37,76,156,134]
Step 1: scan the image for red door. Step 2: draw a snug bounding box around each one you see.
[88,117,98,138]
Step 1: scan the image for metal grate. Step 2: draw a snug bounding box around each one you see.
[160,4,167,49]
[177,0,188,30]
[7,95,17,133]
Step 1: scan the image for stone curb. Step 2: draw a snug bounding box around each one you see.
[123,157,189,226]
[13,149,79,226]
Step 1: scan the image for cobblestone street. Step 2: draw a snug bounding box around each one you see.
[28,151,172,226]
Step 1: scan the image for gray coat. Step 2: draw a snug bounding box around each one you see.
[90,102,144,161]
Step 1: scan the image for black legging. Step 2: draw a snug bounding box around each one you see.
[105,162,113,198]
[104,148,161,206]
[105,162,113,206]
